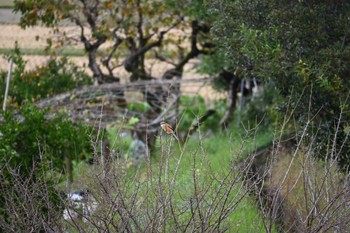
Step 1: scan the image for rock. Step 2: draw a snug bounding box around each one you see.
[127,139,149,166]
[63,189,97,222]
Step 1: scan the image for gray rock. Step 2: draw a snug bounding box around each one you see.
[128,139,148,166]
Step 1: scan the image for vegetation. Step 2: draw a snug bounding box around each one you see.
[0,124,274,232]
[12,0,218,151]
[0,104,93,230]
[210,0,350,171]
[0,44,92,106]
[0,0,13,8]
[0,47,85,56]
[0,105,92,175]
[0,0,349,232]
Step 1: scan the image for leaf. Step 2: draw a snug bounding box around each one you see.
[128,117,140,126]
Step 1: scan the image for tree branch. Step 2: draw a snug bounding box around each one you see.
[124,18,183,72]
[102,28,123,77]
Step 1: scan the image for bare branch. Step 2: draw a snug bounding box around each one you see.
[124,18,183,72]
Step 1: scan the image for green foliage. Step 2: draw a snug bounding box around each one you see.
[14,0,62,27]
[0,160,65,232]
[183,0,212,20]
[161,126,275,231]
[0,45,92,107]
[210,0,350,171]
[0,104,92,230]
[197,51,226,76]
[107,125,133,158]
[179,95,220,132]
[127,101,151,113]
[238,83,282,129]
[63,127,276,232]
[0,104,93,178]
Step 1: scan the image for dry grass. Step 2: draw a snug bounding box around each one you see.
[0,24,82,70]
[0,25,52,48]
[0,24,223,99]
[251,137,350,232]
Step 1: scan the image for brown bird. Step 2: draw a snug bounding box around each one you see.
[160,122,179,141]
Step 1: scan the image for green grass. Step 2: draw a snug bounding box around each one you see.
[89,125,275,232]
[0,47,85,57]
[0,0,13,7]
[0,47,127,57]
[161,128,274,232]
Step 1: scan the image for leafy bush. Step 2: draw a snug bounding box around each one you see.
[0,104,93,231]
[0,104,93,177]
[238,82,282,129]
[179,95,220,132]
[0,162,65,232]
[209,0,350,171]
[0,44,92,107]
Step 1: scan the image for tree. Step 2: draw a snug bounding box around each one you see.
[14,0,214,151]
[0,104,92,229]
[0,104,92,178]
[0,44,92,107]
[209,0,350,170]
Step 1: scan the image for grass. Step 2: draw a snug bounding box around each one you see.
[0,47,85,57]
[68,124,276,232]
[0,46,131,57]
[0,0,13,8]
[266,146,350,231]
[163,129,274,231]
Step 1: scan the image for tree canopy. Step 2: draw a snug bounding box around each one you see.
[10,0,350,169]
[13,0,216,150]
[210,0,350,170]
[14,0,213,83]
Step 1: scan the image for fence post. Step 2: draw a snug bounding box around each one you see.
[3,58,13,111]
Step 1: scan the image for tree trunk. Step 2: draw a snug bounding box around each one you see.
[220,77,240,129]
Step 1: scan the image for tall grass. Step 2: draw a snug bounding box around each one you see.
[0,122,276,232]
[65,126,274,232]
[1,114,349,232]
[247,107,350,232]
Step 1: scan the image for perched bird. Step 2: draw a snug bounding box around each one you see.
[160,122,179,141]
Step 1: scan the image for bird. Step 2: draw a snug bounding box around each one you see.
[160,121,179,141]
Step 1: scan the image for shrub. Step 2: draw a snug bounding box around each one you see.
[0,104,94,230]
[209,0,350,171]
[179,95,220,133]
[0,44,92,107]
[0,162,65,232]
[0,104,93,178]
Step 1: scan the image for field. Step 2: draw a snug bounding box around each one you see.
[0,18,274,231]
[0,0,13,7]
[0,24,83,69]
[2,4,350,232]
[0,22,224,100]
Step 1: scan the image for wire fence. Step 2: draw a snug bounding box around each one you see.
[34,77,218,128]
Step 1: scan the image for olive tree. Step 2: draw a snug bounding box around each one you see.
[14,0,214,150]
[209,0,350,170]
